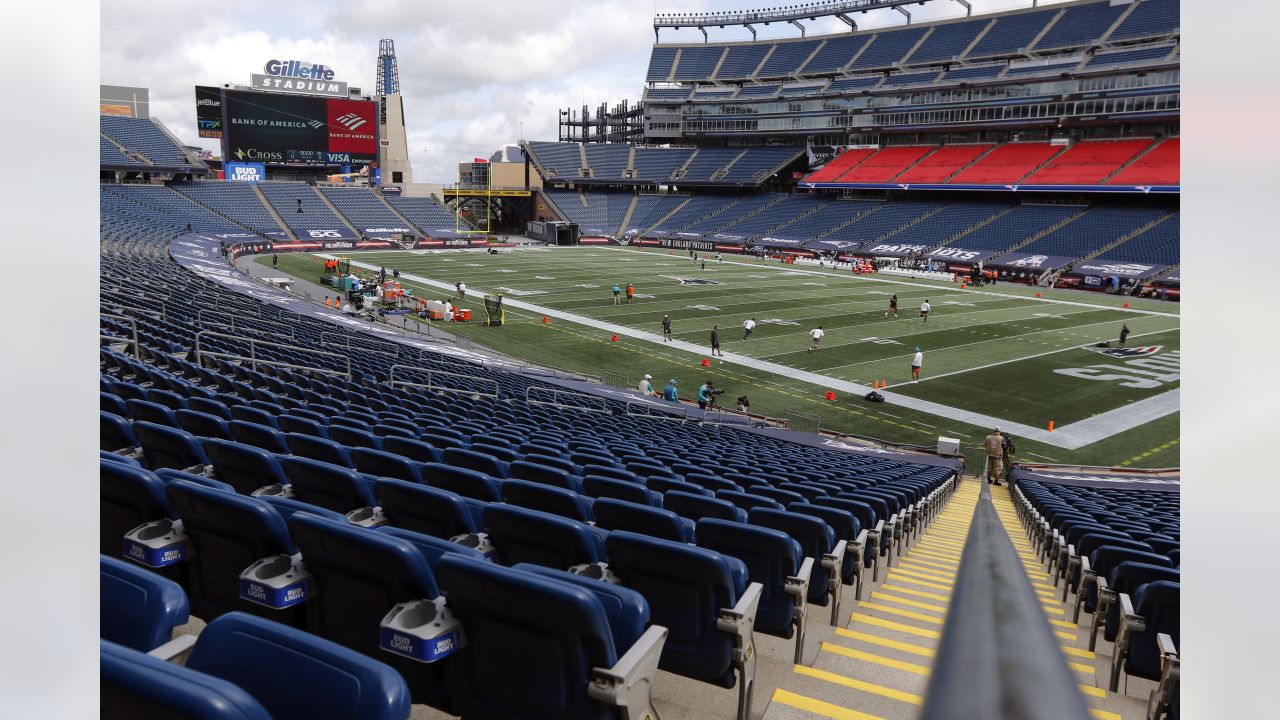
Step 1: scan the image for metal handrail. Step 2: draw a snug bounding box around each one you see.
[100,313,139,357]
[389,364,500,400]
[525,386,610,414]
[919,483,1091,720]
[625,400,689,423]
[194,330,351,378]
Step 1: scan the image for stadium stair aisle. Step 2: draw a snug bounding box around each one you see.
[761,481,980,720]
[989,489,1150,720]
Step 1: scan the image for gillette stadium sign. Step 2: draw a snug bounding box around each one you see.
[251,60,348,97]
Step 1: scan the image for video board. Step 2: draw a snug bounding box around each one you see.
[201,87,377,168]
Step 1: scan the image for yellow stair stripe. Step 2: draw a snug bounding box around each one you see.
[770,689,887,720]
[1054,629,1077,641]
[1089,709,1123,720]
[908,548,962,562]
[891,564,955,581]
[821,642,930,676]
[896,557,958,572]
[857,601,944,624]
[1070,661,1095,674]
[833,628,936,658]
[871,591,949,613]
[897,561,956,577]
[793,665,924,706]
[1079,684,1107,698]
[1050,618,1079,629]
[889,569,955,587]
[851,614,941,639]
[879,584,950,603]
[1062,645,1097,659]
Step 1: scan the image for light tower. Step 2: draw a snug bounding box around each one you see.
[375,38,413,186]
[376,38,399,96]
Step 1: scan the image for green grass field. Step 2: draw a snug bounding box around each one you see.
[261,247,1181,471]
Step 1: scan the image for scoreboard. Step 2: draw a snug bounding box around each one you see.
[195,86,378,169]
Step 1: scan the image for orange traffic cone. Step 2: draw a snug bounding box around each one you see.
[1123,302,1130,308]
[611,335,619,343]
[1048,420,1055,432]
[542,316,549,323]
[701,358,710,367]
[825,391,836,401]
[1035,292,1041,298]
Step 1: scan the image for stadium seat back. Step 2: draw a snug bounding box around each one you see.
[664,491,748,523]
[284,433,353,468]
[750,508,837,604]
[279,456,375,515]
[695,519,802,637]
[101,640,272,720]
[581,476,662,507]
[228,420,289,455]
[101,555,189,653]
[201,439,289,495]
[102,411,137,452]
[593,497,693,542]
[501,479,594,522]
[482,504,603,569]
[351,446,425,483]
[381,436,443,464]
[185,611,412,720]
[376,479,481,539]
[422,462,502,502]
[101,459,173,556]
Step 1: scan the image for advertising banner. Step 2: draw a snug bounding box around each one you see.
[195,85,223,139]
[987,253,1078,271]
[1070,260,1165,279]
[1012,467,1179,493]
[225,162,266,182]
[924,246,1001,263]
[861,242,930,258]
[220,88,377,169]
[803,238,862,253]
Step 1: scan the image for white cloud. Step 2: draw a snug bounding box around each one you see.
[101,0,1073,182]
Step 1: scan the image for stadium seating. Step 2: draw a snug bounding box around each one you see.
[1092,212,1179,267]
[758,39,821,78]
[1024,140,1153,185]
[834,146,937,184]
[894,145,992,184]
[716,44,771,80]
[319,187,412,235]
[384,195,468,237]
[101,115,200,169]
[1108,138,1179,185]
[173,182,285,236]
[967,8,1058,58]
[850,26,928,71]
[907,18,989,64]
[258,182,352,235]
[101,555,190,654]
[1017,206,1168,259]
[803,148,876,183]
[1110,0,1179,41]
[949,143,1063,184]
[1034,1,1130,52]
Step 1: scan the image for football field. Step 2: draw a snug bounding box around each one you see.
[262,246,1181,470]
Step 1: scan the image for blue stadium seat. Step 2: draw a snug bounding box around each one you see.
[695,519,810,663]
[483,503,606,570]
[101,555,189,653]
[200,439,289,495]
[229,405,279,429]
[786,502,867,598]
[752,487,806,507]
[127,398,179,427]
[664,490,748,523]
[509,459,583,492]
[750,508,843,622]
[1111,579,1179,693]
[683,472,743,494]
[1075,545,1173,621]
[717,490,785,514]
[647,476,710,496]
[422,462,503,502]
[381,436,443,464]
[328,424,384,450]
[438,555,667,720]
[228,420,290,455]
[257,496,348,524]
[165,480,302,625]
[351,447,425,483]
[501,479,595,522]
[583,464,640,484]
[1093,561,1181,650]
[284,433,354,468]
[286,512,452,707]
[101,639,272,720]
[101,450,141,467]
[101,458,175,557]
[813,496,884,580]
[187,397,233,420]
[375,526,488,570]
[276,414,329,439]
[604,531,762,720]
[175,410,233,441]
[102,391,130,417]
[278,456,378,519]
[582,476,663,507]
[444,447,511,478]
[375,479,486,546]
[184,612,413,720]
[592,498,694,543]
[102,411,138,453]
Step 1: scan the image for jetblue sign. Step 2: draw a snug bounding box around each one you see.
[251,59,347,97]
[225,162,266,182]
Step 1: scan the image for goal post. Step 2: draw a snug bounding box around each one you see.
[483,293,505,327]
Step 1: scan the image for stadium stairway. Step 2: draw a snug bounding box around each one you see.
[760,479,1148,720]
[250,185,297,241]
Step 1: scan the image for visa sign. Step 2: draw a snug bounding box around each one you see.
[226,162,266,182]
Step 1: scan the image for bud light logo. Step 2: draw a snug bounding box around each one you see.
[226,162,265,182]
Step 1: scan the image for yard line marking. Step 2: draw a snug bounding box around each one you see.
[880,328,1175,389]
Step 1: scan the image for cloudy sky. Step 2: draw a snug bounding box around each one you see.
[101,0,1068,182]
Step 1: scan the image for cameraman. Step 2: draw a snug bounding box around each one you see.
[697,380,723,410]
[736,395,750,412]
